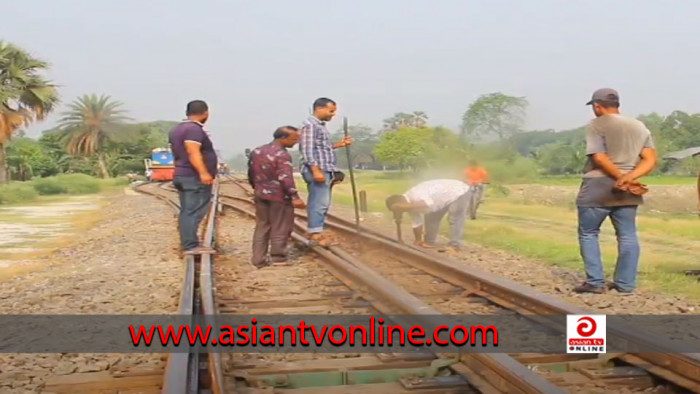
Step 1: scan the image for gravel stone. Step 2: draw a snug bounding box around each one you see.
[326,202,700,316]
[0,192,182,392]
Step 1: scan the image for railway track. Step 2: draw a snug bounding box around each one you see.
[135,177,699,393]
[128,181,224,394]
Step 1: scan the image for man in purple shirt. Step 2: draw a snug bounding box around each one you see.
[248,126,305,268]
[169,100,218,255]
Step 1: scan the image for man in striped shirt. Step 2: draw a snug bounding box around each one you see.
[299,97,353,246]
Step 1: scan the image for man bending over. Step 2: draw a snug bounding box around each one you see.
[386,179,471,252]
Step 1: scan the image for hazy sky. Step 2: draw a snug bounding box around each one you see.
[4,0,700,157]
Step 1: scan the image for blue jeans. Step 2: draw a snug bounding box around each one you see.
[173,175,212,250]
[301,167,332,234]
[577,206,640,291]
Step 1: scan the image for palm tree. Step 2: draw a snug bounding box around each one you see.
[0,41,59,183]
[412,111,428,128]
[381,111,430,132]
[58,94,130,178]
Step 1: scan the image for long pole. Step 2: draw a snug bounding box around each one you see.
[343,116,361,230]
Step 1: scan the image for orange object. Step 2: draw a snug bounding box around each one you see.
[151,168,174,181]
[464,166,488,185]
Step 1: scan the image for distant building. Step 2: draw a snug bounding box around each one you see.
[662,146,700,174]
[662,147,700,161]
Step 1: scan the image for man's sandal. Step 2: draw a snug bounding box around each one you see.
[309,233,332,247]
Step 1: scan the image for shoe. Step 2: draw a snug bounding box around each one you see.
[606,282,635,295]
[414,241,435,249]
[573,283,605,294]
[309,233,336,247]
[183,246,217,255]
[252,259,271,269]
[321,232,340,246]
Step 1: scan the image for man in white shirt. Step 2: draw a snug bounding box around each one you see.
[385,179,471,250]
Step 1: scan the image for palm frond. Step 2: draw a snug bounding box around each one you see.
[57,94,131,156]
[0,40,58,142]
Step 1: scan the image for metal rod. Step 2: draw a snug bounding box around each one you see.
[395,221,403,243]
[359,190,368,212]
[343,116,360,230]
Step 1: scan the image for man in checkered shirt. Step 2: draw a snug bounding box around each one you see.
[298,97,353,246]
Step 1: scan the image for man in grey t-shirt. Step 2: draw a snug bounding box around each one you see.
[574,88,657,294]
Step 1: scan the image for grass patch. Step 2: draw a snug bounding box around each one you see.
[328,171,700,300]
[1,174,105,205]
[0,194,107,281]
[462,215,700,294]
[98,177,131,190]
[33,174,100,195]
[32,177,67,195]
[0,174,135,205]
[0,183,38,204]
[529,175,697,186]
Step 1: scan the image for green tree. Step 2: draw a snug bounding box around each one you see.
[0,41,59,183]
[57,94,130,178]
[38,131,72,173]
[382,111,429,132]
[635,111,700,172]
[509,127,586,157]
[6,137,58,180]
[425,126,468,168]
[461,93,528,141]
[637,112,664,134]
[374,127,435,170]
[535,142,585,175]
[332,124,380,169]
[658,111,700,151]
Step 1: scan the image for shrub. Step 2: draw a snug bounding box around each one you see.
[56,174,100,194]
[99,177,130,189]
[0,183,39,204]
[485,157,539,184]
[32,177,67,195]
[32,174,100,195]
[489,184,510,197]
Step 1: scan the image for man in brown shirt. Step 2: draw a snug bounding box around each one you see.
[247,127,306,268]
[574,88,657,294]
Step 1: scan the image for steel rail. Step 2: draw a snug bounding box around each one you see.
[221,199,565,394]
[161,253,198,394]
[134,182,225,394]
[131,182,200,394]
[312,212,700,392]
[219,188,700,392]
[199,180,226,394]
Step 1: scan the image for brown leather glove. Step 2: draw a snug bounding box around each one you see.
[614,181,648,196]
[627,182,648,196]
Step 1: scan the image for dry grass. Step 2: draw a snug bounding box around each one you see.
[328,172,700,299]
[0,195,110,282]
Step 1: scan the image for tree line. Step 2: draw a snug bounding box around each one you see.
[232,92,700,177]
[1,40,178,182]
[3,40,699,184]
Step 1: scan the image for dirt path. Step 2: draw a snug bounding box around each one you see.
[0,190,183,393]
